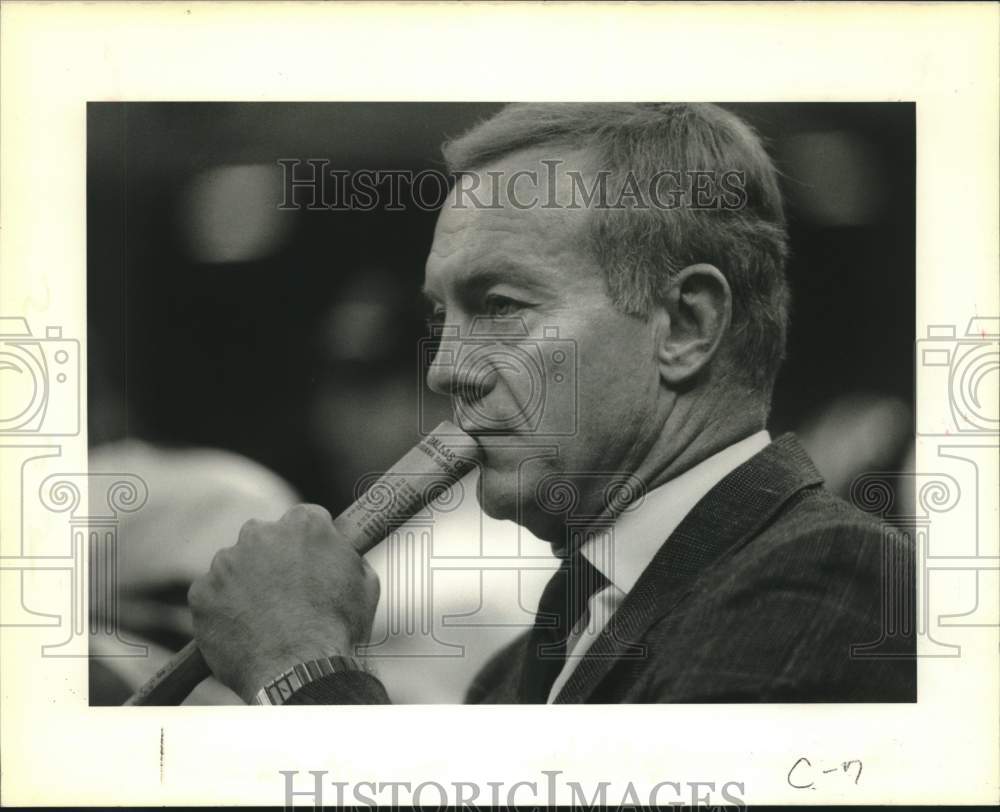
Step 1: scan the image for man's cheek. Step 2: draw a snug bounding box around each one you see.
[490,372,538,432]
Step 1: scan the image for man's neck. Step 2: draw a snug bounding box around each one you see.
[631,389,768,497]
[549,394,767,556]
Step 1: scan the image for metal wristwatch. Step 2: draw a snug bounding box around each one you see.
[249,655,364,705]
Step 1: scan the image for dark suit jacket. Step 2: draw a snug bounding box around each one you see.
[288,434,916,704]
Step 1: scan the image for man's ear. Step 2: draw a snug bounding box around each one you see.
[653,263,732,387]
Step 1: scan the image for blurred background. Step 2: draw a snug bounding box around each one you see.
[87,103,915,704]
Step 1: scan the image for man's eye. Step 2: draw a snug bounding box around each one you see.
[426,307,446,326]
[483,295,524,317]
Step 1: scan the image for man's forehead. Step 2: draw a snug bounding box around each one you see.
[446,144,598,210]
[425,146,596,278]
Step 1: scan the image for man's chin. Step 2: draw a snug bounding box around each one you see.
[475,466,520,524]
[475,464,564,545]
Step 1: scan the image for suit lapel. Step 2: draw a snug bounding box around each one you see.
[553,433,824,703]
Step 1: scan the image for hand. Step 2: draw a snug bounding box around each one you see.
[188,504,380,703]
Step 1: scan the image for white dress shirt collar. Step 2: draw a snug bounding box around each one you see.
[580,430,772,594]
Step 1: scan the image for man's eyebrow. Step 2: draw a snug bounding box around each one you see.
[422,261,552,301]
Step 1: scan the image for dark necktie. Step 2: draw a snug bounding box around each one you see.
[519,554,610,703]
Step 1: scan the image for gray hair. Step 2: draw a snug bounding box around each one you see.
[442,103,790,397]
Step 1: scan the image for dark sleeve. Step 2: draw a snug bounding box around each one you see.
[642,522,916,702]
[285,670,391,705]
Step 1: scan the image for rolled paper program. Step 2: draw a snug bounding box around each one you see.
[123,421,481,706]
[332,425,482,554]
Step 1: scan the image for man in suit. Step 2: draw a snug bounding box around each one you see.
[188,103,915,704]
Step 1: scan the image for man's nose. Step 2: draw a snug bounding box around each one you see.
[425,332,497,401]
[425,339,456,396]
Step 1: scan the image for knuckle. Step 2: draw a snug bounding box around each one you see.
[237,517,263,543]
[284,503,331,526]
[210,546,234,574]
[284,504,308,521]
[302,503,333,525]
[187,577,206,608]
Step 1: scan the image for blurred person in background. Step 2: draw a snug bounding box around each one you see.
[185,103,916,705]
[88,441,299,705]
[87,351,299,704]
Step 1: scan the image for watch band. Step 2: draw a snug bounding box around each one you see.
[250,655,364,705]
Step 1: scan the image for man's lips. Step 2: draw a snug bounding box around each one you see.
[460,430,555,458]
[453,412,514,438]
[454,409,533,438]
[455,419,523,441]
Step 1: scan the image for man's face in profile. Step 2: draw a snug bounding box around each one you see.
[423,148,666,545]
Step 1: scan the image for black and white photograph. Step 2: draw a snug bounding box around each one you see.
[87,101,918,707]
[1,2,996,808]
